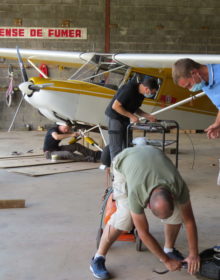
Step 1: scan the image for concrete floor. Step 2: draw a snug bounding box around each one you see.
[0,131,220,280]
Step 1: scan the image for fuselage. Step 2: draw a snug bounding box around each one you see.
[26,68,216,129]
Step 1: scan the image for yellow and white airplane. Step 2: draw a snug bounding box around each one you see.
[0,48,219,130]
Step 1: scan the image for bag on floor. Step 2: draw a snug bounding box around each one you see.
[199,248,220,280]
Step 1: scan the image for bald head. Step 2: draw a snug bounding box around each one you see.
[149,187,174,219]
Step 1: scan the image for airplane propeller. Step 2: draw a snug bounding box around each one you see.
[17,46,53,95]
[8,47,53,132]
[16,46,28,82]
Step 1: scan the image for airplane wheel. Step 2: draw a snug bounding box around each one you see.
[96,228,103,249]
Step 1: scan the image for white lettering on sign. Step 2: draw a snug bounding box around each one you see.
[0,27,87,39]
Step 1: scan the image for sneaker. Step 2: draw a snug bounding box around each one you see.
[166,248,184,261]
[213,245,220,252]
[90,256,110,280]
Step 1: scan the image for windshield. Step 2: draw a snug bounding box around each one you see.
[68,54,128,90]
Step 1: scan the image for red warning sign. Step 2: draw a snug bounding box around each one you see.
[0,27,87,39]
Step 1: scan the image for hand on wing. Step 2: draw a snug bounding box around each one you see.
[184,255,200,275]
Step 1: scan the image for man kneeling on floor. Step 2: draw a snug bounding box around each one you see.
[43,122,100,162]
[90,145,200,279]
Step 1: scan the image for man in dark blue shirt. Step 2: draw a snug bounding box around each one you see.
[43,123,100,161]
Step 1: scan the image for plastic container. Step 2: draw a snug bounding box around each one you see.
[51,154,58,162]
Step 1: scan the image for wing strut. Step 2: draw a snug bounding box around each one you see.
[151,92,206,116]
[27,59,49,78]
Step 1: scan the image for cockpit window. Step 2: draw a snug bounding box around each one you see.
[69,54,127,90]
[69,57,162,97]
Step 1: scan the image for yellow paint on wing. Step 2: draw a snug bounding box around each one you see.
[30,75,217,117]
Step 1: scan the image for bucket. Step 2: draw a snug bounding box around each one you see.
[51,154,58,162]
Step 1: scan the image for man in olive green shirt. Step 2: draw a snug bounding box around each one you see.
[116,145,189,214]
[90,146,200,280]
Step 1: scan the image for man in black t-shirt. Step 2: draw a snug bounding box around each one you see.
[43,123,100,161]
[105,77,158,160]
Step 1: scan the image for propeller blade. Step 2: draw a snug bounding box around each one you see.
[8,48,28,131]
[9,48,53,131]
[16,46,28,82]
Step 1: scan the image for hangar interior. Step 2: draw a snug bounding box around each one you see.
[0,1,220,280]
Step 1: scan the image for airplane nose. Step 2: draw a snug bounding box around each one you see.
[18,81,34,97]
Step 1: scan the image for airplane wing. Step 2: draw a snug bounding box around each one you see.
[0,48,219,130]
[0,48,96,67]
[1,48,220,69]
[113,53,220,68]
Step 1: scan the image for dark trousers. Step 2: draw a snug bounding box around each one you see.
[108,118,131,161]
[45,142,96,160]
[60,142,96,157]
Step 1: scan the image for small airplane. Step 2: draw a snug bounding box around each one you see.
[0,47,219,131]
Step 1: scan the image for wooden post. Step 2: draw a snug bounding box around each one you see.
[0,199,25,209]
